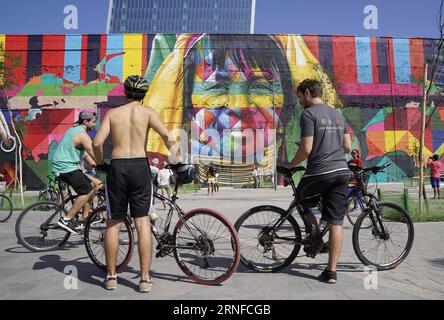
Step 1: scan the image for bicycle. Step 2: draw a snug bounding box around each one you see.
[84,163,240,285]
[15,177,105,252]
[0,192,13,222]
[345,162,388,227]
[39,175,62,203]
[234,165,414,272]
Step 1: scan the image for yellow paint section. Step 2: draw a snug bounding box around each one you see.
[122,34,143,80]
[408,132,433,157]
[0,35,5,64]
[384,130,408,153]
[191,93,284,109]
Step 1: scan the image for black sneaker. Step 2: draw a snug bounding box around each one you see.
[318,269,337,284]
[57,218,80,234]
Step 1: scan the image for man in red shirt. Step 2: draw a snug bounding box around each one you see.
[428,154,442,199]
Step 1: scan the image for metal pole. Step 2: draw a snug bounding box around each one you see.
[272,77,277,191]
[419,62,428,216]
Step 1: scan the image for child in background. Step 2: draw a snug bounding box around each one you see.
[428,154,442,199]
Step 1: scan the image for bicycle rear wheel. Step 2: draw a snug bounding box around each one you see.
[0,194,13,222]
[15,201,70,251]
[84,206,134,272]
[173,209,239,285]
[352,201,414,270]
[234,205,302,272]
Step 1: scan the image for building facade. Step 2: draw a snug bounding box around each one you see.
[107,0,256,34]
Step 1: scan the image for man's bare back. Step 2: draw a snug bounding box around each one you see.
[107,102,152,159]
[93,101,175,163]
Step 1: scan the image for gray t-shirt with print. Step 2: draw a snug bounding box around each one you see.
[300,104,349,176]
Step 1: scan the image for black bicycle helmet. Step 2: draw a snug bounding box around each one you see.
[176,164,196,185]
[124,75,149,100]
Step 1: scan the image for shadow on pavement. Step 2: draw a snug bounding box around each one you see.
[429,258,444,268]
[32,254,138,291]
[234,260,363,280]
[150,269,205,285]
[5,239,85,254]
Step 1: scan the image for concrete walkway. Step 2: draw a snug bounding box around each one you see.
[1,187,443,300]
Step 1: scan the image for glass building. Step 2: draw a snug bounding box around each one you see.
[107,0,256,34]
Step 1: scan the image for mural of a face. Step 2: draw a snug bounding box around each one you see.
[183,35,295,161]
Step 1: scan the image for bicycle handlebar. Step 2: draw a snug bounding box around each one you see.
[361,161,391,174]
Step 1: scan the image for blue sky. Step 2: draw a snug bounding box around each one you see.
[0,0,441,38]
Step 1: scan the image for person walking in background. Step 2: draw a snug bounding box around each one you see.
[150,158,160,192]
[207,162,217,196]
[252,166,260,189]
[157,161,173,208]
[428,154,442,199]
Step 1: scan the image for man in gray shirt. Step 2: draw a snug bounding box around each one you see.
[286,79,351,284]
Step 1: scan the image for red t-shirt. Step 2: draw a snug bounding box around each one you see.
[430,161,442,178]
[349,158,363,169]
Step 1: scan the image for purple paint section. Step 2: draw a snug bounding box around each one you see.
[317,36,334,81]
[376,38,390,84]
[26,35,43,82]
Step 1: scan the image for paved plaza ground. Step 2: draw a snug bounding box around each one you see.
[1,186,443,300]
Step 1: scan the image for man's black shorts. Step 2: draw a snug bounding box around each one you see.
[58,170,93,195]
[106,158,152,219]
[296,170,350,225]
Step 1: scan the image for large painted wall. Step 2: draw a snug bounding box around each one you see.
[0,34,443,189]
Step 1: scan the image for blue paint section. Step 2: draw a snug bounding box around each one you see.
[355,37,373,84]
[432,130,444,151]
[106,35,123,82]
[64,35,82,83]
[392,39,411,84]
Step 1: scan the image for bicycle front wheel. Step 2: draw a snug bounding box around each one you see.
[352,201,414,270]
[234,205,302,272]
[173,209,240,285]
[15,201,70,251]
[0,194,13,222]
[346,195,372,229]
[39,189,60,203]
[84,206,134,272]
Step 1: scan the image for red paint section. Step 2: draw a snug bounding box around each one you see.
[409,38,424,81]
[99,35,107,81]
[332,36,357,83]
[141,34,148,76]
[370,37,379,84]
[387,39,396,85]
[80,35,88,83]
[4,35,28,85]
[302,35,319,60]
[42,35,65,78]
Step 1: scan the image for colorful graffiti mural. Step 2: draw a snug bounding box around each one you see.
[0,34,443,189]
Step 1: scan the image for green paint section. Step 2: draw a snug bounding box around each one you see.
[16,83,118,97]
[362,108,386,132]
[192,82,284,95]
[145,34,177,84]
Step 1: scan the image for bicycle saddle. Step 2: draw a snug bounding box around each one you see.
[276,166,305,176]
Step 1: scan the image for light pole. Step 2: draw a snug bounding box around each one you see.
[272,76,277,191]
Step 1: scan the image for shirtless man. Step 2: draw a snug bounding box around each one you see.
[93,75,179,293]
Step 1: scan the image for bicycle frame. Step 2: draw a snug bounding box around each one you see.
[148,183,219,253]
